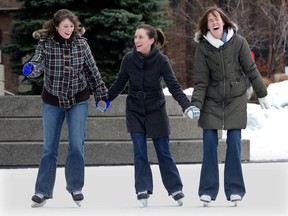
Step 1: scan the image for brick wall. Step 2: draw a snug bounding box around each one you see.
[165,0,217,89]
[165,2,188,88]
[0,0,23,93]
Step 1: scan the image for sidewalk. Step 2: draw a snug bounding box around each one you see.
[1,162,287,216]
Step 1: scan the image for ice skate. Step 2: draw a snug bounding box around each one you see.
[172,191,184,206]
[200,194,211,207]
[230,194,241,207]
[137,191,149,207]
[31,193,48,208]
[71,191,84,207]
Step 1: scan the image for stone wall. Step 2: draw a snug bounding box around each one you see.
[0,95,250,167]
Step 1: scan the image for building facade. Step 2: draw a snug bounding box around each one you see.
[0,0,23,94]
[0,0,287,94]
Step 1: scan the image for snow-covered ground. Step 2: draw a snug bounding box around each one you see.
[165,80,288,161]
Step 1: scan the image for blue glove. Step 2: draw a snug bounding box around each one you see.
[96,99,110,112]
[22,62,33,76]
[183,105,200,120]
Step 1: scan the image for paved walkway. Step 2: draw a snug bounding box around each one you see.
[1,162,287,216]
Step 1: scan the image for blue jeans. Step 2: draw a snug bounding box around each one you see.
[198,129,246,200]
[130,132,183,195]
[34,100,89,198]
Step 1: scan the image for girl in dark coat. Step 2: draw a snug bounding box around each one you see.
[108,24,197,207]
[190,6,270,206]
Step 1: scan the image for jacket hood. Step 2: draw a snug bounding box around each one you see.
[194,27,235,48]
[194,25,237,43]
[131,45,161,69]
[32,27,86,40]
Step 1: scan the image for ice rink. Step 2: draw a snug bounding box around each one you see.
[1,162,287,216]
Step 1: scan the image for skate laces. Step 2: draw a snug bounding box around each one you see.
[171,190,182,198]
[72,191,82,196]
[137,191,149,200]
[35,193,45,199]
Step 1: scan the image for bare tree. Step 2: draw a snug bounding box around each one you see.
[224,0,265,49]
[256,0,287,77]
[217,0,287,77]
[166,0,216,87]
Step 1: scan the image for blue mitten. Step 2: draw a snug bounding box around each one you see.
[22,63,33,76]
[96,99,110,112]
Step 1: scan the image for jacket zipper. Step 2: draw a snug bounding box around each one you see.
[220,49,225,130]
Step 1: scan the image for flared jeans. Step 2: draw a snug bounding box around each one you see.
[198,129,246,200]
[34,100,89,198]
[130,132,183,195]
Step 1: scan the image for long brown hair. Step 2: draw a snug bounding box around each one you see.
[196,6,238,36]
[33,9,85,39]
[136,24,166,48]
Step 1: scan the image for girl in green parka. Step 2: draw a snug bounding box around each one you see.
[190,6,270,206]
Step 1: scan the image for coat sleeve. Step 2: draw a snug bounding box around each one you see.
[82,40,108,101]
[191,44,210,109]
[108,54,129,101]
[238,36,267,98]
[161,56,191,112]
[27,40,46,78]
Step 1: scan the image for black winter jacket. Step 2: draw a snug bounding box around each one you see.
[109,46,191,138]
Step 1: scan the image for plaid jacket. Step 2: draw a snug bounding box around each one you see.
[28,36,108,108]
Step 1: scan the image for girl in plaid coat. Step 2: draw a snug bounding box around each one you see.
[22,9,109,208]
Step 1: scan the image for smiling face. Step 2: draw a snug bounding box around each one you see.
[207,11,225,39]
[56,18,74,39]
[134,28,155,55]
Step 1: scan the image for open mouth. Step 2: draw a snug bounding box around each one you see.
[213,26,220,31]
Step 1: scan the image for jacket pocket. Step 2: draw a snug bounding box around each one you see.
[229,78,246,98]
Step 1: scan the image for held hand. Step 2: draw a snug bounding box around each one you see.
[183,106,200,120]
[22,62,33,76]
[96,99,110,112]
[258,96,271,109]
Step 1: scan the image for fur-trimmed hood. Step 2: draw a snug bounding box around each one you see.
[32,27,86,40]
[194,26,237,47]
[203,28,234,48]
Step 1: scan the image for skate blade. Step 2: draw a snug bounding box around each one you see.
[203,202,209,207]
[176,198,183,206]
[140,199,147,207]
[74,201,82,207]
[231,200,239,207]
[200,199,210,207]
[231,198,241,207]
[31,200,46,208]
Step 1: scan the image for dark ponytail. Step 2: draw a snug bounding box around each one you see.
[156,28,166,48]
[136,24,166,48]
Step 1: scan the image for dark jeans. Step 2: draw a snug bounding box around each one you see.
[130,132,183,195]
[198,129,246,200]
